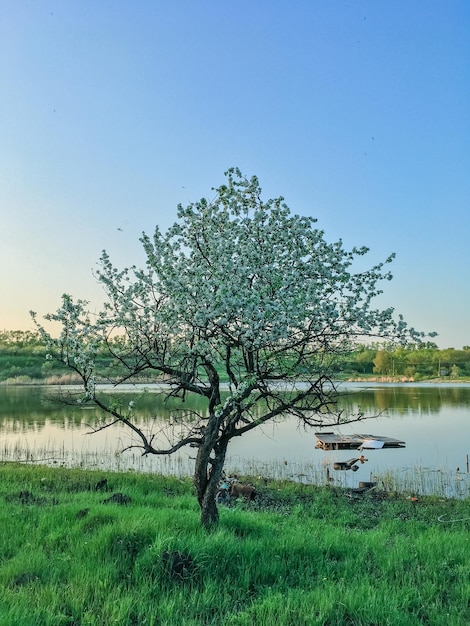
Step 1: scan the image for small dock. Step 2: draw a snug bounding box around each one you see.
[315,432,406,451]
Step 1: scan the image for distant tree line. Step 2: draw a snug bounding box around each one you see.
[340,342,470,380]
[1,330,469,383]
[0,330,129,384]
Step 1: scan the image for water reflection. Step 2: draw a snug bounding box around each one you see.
[2,383,469,427]
[0,384,469,497]
[338,383,470,415]
[0,386,209,430]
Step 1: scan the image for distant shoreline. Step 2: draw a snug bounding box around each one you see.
[346,376,470,384]
[2,377,470,388]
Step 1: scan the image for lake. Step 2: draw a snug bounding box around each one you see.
[0,383,469,497]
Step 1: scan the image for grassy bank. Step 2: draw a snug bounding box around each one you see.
[0,464,469,625]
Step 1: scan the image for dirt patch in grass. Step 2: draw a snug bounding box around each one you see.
[103,492,132,505]
[9,572,42,588]
[5,490,58,506]
[162,550,196,581]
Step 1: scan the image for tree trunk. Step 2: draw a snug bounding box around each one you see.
[194,434,228,530]
[200,476,220,529]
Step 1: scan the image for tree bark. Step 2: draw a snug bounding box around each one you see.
[193,428,228,530]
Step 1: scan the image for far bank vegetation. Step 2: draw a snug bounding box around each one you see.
[1,330,470,385]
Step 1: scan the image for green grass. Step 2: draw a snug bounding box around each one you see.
[0,464,468,625]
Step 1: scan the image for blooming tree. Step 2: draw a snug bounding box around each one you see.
[32,169,424,528]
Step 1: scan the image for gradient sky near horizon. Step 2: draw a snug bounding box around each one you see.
[1,1,469,348]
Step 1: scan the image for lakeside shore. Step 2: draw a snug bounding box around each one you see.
[2,374,470,386]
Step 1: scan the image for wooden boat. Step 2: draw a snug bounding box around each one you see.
[315,432,406,451]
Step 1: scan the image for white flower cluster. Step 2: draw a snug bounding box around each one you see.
[31,169,424,432]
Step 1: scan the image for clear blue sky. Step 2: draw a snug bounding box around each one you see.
[1,1,469,348]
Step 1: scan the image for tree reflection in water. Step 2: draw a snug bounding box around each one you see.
[0,384,469,498]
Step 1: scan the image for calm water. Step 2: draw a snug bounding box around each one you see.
[0,383,469,496]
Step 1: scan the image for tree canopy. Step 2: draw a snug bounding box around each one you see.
[32,168,425,527]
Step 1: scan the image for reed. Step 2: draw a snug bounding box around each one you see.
[370,465,470,499]
[1,441,468,499]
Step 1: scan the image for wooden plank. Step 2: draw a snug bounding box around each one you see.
[314,432,406,450]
